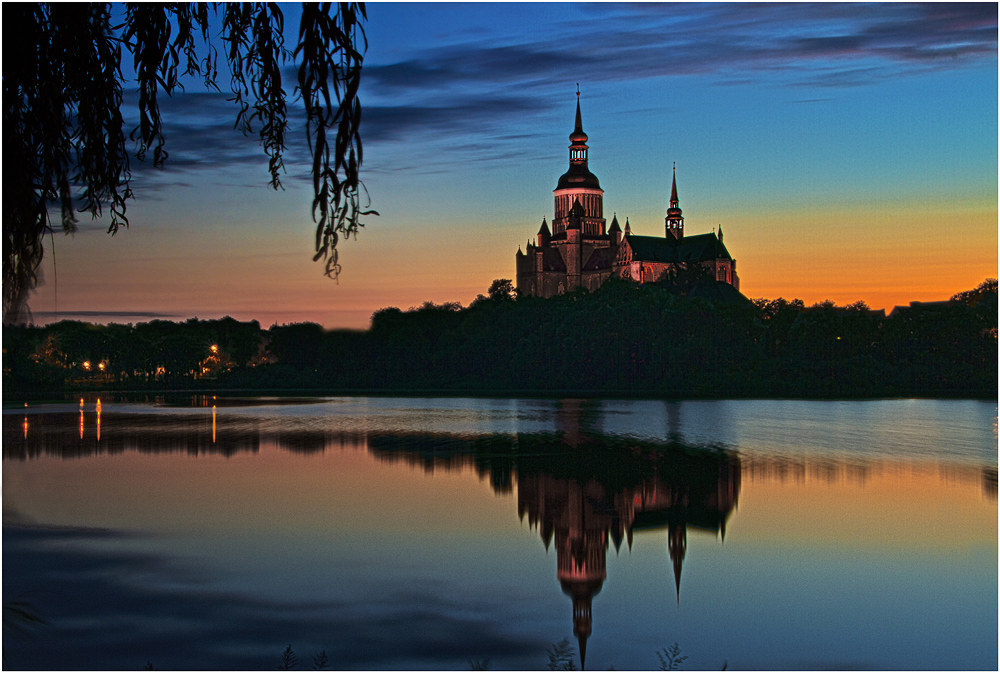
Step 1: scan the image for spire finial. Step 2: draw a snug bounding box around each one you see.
[670,164,679,207]
[571,90,587,146]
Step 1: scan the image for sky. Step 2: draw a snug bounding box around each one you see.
[28,2,999,329]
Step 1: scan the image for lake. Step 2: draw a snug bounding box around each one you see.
[3,397,997,670]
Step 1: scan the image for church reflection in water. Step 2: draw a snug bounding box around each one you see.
[7,398,994,669]
[515,447,738,666]
[365,399,740,668]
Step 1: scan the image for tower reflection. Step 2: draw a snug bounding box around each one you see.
[367,399,740,669]
[514,435,739,666]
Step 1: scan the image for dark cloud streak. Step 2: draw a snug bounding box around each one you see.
[106,4,996,182]
[363,3,996,95]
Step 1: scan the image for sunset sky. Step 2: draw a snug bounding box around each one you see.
[29,2,998,329]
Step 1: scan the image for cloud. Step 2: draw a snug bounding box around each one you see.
[363,95,542,143]
[33,310,185,322]
[119,90,312,182]
[105,4,996,182]
[363,3,996,96]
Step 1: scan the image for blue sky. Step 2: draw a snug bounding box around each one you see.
[30,2,998,328]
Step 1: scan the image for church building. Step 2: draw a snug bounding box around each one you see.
[516,93,740,298]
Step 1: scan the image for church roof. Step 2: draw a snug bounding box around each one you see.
[625,233,733,263]
[556,163,601,191]
[582,246,615,271]
[539,246,567,272]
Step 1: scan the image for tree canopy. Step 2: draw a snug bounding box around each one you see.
[3,2,376,324]
[5,278,996,399]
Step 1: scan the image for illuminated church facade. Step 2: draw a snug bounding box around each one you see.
[515,93,740,298]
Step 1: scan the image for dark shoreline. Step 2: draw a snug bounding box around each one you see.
[4,387,996,406]
[5,278,996,403]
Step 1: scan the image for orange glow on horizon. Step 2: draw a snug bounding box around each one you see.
[733,460,996,551]
[23,197,996,329]
[729,203,997,309]
[2,443,515,539]
[4,442,994,557]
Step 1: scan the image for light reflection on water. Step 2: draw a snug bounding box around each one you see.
[3,397,997,670]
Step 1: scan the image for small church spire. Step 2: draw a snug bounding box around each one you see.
[670,162,679,208]
[537,217,551,247]
[569,87,588,151]
[665,163,684,240]
[669,523,686,605]
[567,198,584,230]
[574,84,583,134]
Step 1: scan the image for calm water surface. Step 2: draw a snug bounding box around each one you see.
[3,397,997,670]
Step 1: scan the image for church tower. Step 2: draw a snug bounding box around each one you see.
[553,89,606,237]
[516,90,743,299]
[665,164,684,240]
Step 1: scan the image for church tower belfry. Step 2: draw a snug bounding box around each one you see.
[665,163,684,240]
[554,88,605,237]
[569,89,588,166]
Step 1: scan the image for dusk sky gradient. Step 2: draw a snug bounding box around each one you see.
[29,2,999,329]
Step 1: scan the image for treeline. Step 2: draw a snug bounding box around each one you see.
[3,278,996,398]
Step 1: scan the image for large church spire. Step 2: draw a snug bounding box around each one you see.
[554,87,605,237]
[569,85,589,166]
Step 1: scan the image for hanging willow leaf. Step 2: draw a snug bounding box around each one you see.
[3,2,376,324]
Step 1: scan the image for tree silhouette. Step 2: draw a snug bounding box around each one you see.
[4,3,376,324]
[488,278,517,302]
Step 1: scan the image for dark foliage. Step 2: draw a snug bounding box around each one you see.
[546,638,578,671]
[4,3,375,324]
[488,278,517,302]
[278,644,298,670]
[311,650,330,670]
[3,595,49,668]
[657,643,688,671]
[3,280,996,399]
